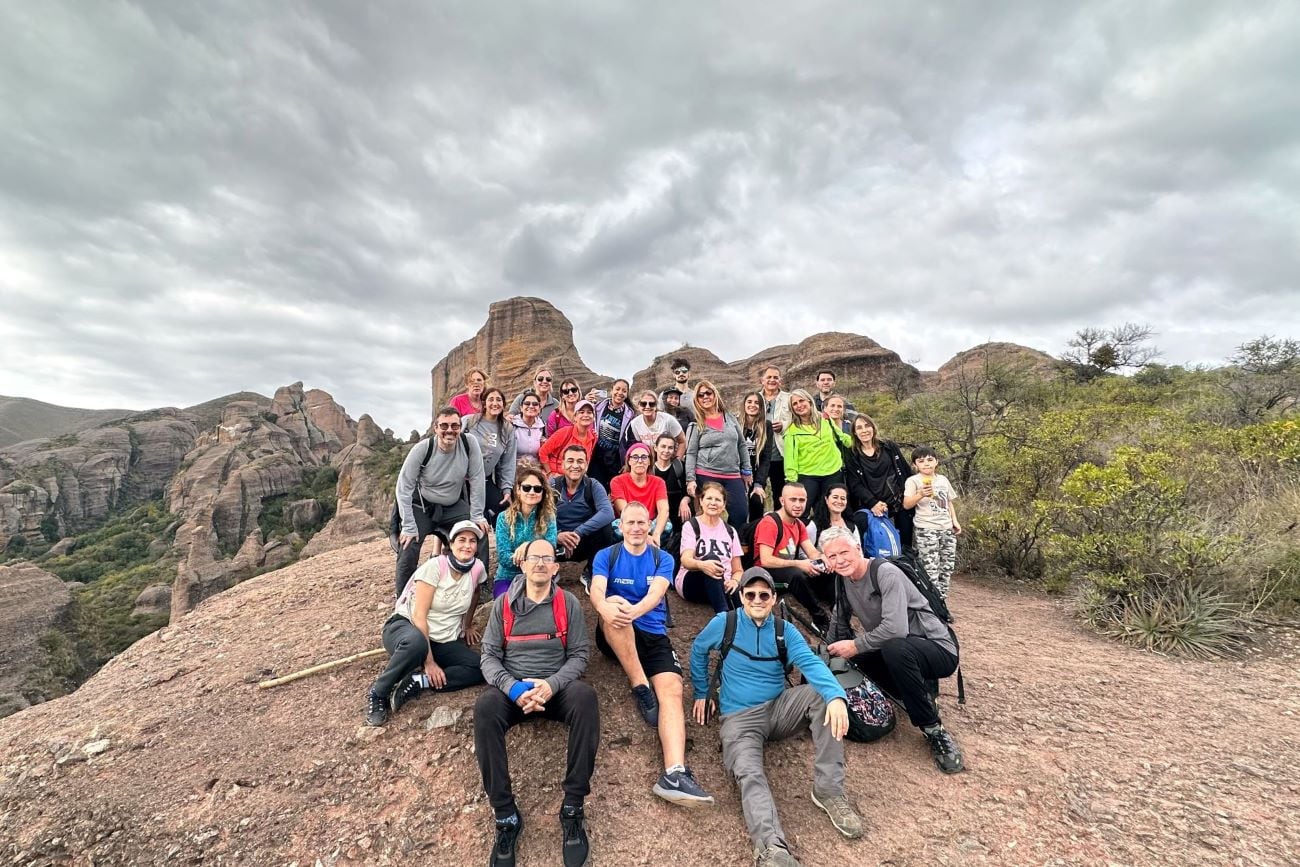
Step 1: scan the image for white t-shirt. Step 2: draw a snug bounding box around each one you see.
[905,473,957,532]
[395,555,488,643]
[630,412,683,448]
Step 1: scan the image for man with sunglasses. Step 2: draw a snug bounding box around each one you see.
[476,538,597,867]
[658,357,696,416]
[508,367,560,422]
[393,407,488,596]
[590,501,715,807]
[690,568,862,866]
[819,526,965,775]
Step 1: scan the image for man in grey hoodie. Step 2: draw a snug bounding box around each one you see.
[475,539,597,867]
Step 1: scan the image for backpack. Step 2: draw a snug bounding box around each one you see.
[858,510,902,559]
[737,512,782,567]
[862,556,966,704]
[388,434,472,538]
[501,589,569,648]
[551,475,598,515]
[703,607,791,724]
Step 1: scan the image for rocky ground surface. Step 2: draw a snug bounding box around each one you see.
[1,539,1296,866]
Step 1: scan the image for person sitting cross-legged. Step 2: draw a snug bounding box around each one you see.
[475,539,597,867]
[589,501,715,807]
[820,526,966,774]
[690,567,863,867]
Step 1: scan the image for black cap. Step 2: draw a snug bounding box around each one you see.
[739,567,776,590]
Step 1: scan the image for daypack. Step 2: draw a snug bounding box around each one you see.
[858,509,902,559]
[551,475,598,516]
[501,590,569,648]
[738,511,782,567]
[863,556,965,704]
[703,607,791,724]
[388,434,472,540]
[601,542,672,622]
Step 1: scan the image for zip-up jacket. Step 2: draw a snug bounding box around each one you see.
[685,412,753,481]
[784,419,851,482]
[481,579,589,698]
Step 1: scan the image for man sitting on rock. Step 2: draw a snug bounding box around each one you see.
[392,406,488,596]
[690,567,862,867]
[819,526,965,774]
[589,502,715,806]
[550,446,615,582]
[476,538,597,867]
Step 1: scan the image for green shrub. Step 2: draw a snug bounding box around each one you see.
[1080,580,1247,658]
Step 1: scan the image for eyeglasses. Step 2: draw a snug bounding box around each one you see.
[697,390,714,397]
[562,387,579,394]
[673,367,689,375]
[524,555,557,565]
[519,484,545,494]
[436,423,462,431]
[743,590,773,602]
[536,376,552,382]
[638,401,657,408]
[628,454,650,461]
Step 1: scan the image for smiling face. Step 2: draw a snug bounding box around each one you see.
[610,380,629,406]
[740,579,776,620]
[521,395,541,422]
[700,486,725,517]
[743,394,763,418]
[825,486,848,515]
[434,412,462,447]
[654,435,676,464]
[562,449,588,482]
[450,529,479,561]
[574,404,595,429]
[483,389,505,418]
[516,470,546,509]
[761,367,782,391]
[638,392,659,421]
[853,415,875,447]
[790,394,811,418]
[825,396,845,420]
[534,370,553,397]
[560,380,581,407]
[696,386,715,411]
[821,535,861,578]
[621,504,650,545]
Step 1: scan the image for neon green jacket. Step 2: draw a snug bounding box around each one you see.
[784,420,851,481]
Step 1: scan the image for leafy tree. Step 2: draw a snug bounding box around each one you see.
[1218,335,1300,423]
[1061,323,1159,381]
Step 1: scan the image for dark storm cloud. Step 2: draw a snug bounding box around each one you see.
[1,1,1297,434]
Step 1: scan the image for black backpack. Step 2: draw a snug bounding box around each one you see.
[737,511,781,568]
[703,606,791,724]
[858,556,966,704]
[388,434,472,539]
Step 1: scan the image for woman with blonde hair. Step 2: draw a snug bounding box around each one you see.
[782,387,851,507]
[492,466,558,598]
[684,379,752,531]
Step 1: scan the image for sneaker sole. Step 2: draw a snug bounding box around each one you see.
[810,790,863,839]
[652,783,715,807]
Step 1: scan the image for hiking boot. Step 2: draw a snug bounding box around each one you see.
[652,766,715,806]
[559,804,589,867]
[923,724,965,774]
[754,843,800,867]
[632,683,659,727]
[810,788,863,839]
[491,812,523,867]
[389,673,422,714]
[364,691,388,726]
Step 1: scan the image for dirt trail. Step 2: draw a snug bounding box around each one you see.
[1,539,1296,866]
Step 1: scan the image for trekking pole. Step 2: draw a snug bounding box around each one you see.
[256,648,385,689]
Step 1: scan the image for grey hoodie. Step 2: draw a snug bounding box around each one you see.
[685,412,752,482]
[828,560,957,658]
[464,414,517,489]
[394,435,486,535]
[480,579,590,697]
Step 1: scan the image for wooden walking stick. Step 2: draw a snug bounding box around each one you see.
[257,648,386,690]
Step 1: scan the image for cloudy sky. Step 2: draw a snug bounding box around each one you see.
[2,2,1297,435]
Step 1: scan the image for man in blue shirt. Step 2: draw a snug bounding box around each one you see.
[589,501,713,807]
[550,446,616,582]
[690,567,863,867]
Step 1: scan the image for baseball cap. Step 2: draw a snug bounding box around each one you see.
[739,567,776,590]
[448,520,483,541]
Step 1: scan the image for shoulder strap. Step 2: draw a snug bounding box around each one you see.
[867,557,884,595]
[553,590,569,648]
[501,596,515,640]
[583,477,596,511]
[605,541,621,576]
[705,610,740,723]
[774,615,789,673]
[420,437,436,469]
[689,516,701,539]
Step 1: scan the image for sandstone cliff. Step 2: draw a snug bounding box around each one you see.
[0,563,72,718]
[0,396,136,450]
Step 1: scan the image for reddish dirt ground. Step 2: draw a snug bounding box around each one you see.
[1,538,1296,866]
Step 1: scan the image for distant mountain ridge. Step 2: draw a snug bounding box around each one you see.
[0,397,136,449]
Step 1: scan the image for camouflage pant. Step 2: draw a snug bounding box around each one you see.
[914,527,957,600]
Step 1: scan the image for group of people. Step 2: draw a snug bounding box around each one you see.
[371,361,966,867]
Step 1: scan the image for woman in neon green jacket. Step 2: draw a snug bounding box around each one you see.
[783,388,852,507]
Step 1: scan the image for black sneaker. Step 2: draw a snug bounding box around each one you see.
[492,812,522,867]
[923,724,965,774]
[632,684,659,727]
[653,766,715,806]
[364,691,388,727]
[559,804,589,867]
[389,673,421,714]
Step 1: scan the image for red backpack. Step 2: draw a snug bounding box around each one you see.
[501,590,569,647]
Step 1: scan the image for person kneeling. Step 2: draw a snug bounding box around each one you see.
[589,501,715,806]
[690,568,862,866]
[366,520,488,726]
[819,527,965,774]
[475,539,597,867]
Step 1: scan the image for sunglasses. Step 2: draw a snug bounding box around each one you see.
[436,423,462,431]
[697,390,714,397]
[522,402,540,408]
[536,376,553,382]
[562,387,580,395]
[638,401,657,408]
[519,484,545,494]
[743,590,773,602]
[674,368,689,375]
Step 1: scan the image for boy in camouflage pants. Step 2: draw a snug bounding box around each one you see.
[901,447,961,600]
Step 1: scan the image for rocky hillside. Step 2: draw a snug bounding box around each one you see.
[0,396,136,450]
[0,542,1294,865]
[0,563,71,718]
[929,342,1060,388]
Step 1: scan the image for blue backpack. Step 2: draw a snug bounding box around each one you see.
[858,510,902,559]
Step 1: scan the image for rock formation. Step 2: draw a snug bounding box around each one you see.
[300,414,391,558]
[429,297,609,416]
[931,342,1060,388]
[0,412,198,550]
[0,563,72,717]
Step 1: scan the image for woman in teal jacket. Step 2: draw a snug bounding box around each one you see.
[492,467,558,597]
[783,388,851,507]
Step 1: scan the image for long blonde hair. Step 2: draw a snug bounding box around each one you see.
[789,388,822,432]
[692,378,727,419]
[501,467,556,536]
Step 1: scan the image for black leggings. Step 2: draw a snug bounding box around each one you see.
[796,472,844,512]
[677,570,737,613]
[852,636,958,729]
[371,615,484,699]
[394,494,488,596]
[764,565,828,626]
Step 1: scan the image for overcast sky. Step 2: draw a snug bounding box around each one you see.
[2,2,1297,436]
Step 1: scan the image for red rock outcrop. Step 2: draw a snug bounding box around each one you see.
[300,414,390,557]
[0,563,71,717]
[932,342,1060,388]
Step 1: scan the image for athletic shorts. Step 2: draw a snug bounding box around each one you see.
[595,623,683,677]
